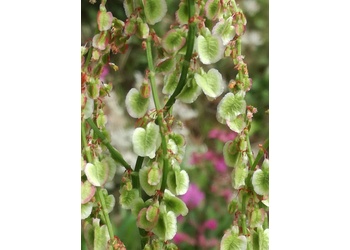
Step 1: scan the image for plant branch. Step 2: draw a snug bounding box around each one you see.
[250,138,269,171]
[97,187,115,240]
[164,0,196,112]
[86,117,132,171]
[81,121,93,163]
[246,136,254,166]
[145,36,170,198]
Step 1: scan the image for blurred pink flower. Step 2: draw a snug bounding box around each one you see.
[213,157,227,173]
[203,219,218,230]
[173,232,195,245]
[100,65,109,81]
[180,183,204,209]
[190,150,227,173]
[208,128,237,142]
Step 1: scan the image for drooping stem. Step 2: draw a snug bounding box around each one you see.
[86,117,132,171]
[250,138,269,171]
[164,0,196,112]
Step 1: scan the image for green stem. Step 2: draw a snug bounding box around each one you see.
[146,38,162,111]
[96,187,114,240]
[86,117,132,171]
[164,0,196,112]
[246,137,254,167]
[250,139,269,171]
[232,0,239,12]
[241,214,247,235]
[145,36,170,198]
[132,156,144,191]
[236,38,244,82]
[81,121,92,163]
[83,46,93,71]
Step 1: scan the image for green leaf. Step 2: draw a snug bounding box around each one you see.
[86,77,100,99]
[175,169,189,195]
[146,201,160,222]
[140,165,161,196]
[137,207,158,231]
[96,109,107,129]
[81,181,96,204]
[152,208,177,241]
[148,163,162,186]
[92,31,109,50]
[250,208,265,228]
[83,96,94,119]
[258,227,269,250]
[227,114,246,133]
[252,160,269,196]
[100,188,115,213]
[143,0,167,25]
[125,88,150,118]
[205,0,221,20]
[156,57,176,74]
[220,226,247,250]
[102,157,117,183]
[132,122,161,158]
[232,161,248,189]
[166,164,189,195]
[261,198,269,207]
[212,16,235,45]
[163,69,180,95]
[197,33,224,64]
[131,197,146,216]
[163,189,188,216]
[82,221,94,249]
[169,133,186,147]
[162,29,186,54]
[123,0,134,17]
[177,76,202,103]
[217,91,246,121]
[81,202,94,220]
[194,69,224,98]
[94,224,110,250]
[119,187,140,209]
[175,1,189,25]
[84,159,109,187]
[97,10,113,31]
[223,139,241,167]
[136,18,150,39]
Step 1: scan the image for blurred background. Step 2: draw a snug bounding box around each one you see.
[82,0,268,249]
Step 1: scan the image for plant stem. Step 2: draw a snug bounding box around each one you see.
[97,187,115,240]
[145,37,170,197]
[83,46,93,71]
[81,121,93,163]
[232,0,239,12]
[86,117,132,171]
[146,38,162,111]
[250,139,269,171]
[246,136,254,167]
[164,0,196,112]
[83,122,115,241]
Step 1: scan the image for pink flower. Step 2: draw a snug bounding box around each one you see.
[203,219,218,230]
[208,128,237,142]
[173,232,195,245]
[213,157,227,173]
[180,184,204,209]
[100,66,109,81]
